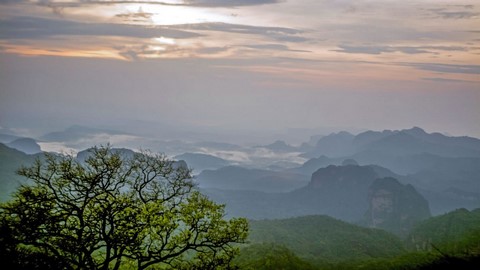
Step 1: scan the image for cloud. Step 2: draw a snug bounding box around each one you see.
[0,16,201,40]
[195,46,230,54]
[245,44,289,50]
[422,77,475,83]
[0,0,28,3]
[404,63,480,75]
[0,0,281,8]
[171,22,307,43]
[115,41,230,60]
[436,11,479,19]
[334,45,395,55]
[334,45,469,55]
[198,148,251,163]
[183,0,281,7]
[115,7,154,22]
[37,142,78,154]
[244,44,310,52]
[425,5,479,20]
[451,5,474,9]
[115,43,175,60]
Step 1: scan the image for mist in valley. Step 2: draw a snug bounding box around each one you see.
[1,0,479,269]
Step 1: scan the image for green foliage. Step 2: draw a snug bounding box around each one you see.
[333,250,480,270]
[0,145,248,269]
[248,215,405,263]
[0,143,36,201]
[407,208,480,254]
[240,211,480,270]
[234,243,317,270]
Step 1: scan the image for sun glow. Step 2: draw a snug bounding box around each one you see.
[122,4,231,25]
[154,36,176,45]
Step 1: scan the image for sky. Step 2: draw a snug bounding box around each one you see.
[0,0,479,142]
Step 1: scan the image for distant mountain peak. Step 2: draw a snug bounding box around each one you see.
[325,131,354,138]
[402,126,427,136]
[261,140,297,152]
[40,125,127,142]
[6,137,41,155]
[268,140,289,147]
[309,164,377,190]
[174,152,230,172]
[342,158,359,166]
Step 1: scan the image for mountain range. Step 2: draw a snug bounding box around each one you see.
[202,163,433,234]
[1,126,479,269]
[174,152,231,172]
[303,127,480,161]
[197,165,309,192]
[1,126,479,230]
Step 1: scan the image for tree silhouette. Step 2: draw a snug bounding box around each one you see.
[0,145,248,269]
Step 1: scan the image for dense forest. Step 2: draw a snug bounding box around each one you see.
[235,209,480,269]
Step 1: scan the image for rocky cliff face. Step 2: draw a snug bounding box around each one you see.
[308,164,377,190]
[292,165,379,221]
[365,177,431,236]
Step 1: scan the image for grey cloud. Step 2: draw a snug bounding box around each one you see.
[424,46,469,51]
[422,77,475,83]
[118,47,143,61]
[424,5,478,19]
[0,0,28,3]
[271,34,308,43]
[452,5,474,9]
[183,0,281,7]
[115,42,217,60]
[334,45,468,55]
[171,22,307,43]
[195,46,230,54]
[245,44,289,50]
[334,45,428,55]
[0,0,22,3]
[115,43,186,60]
[175,22,300,35]
[244,44,310,52]
[115,8,154,22]
[0,0,281,7]
[437,11,479,19]
[324,22,450,43]
[404,63,480,75]
[115,44,159,60]
[0,16,201,40]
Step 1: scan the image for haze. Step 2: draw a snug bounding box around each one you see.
[0,0,479,142]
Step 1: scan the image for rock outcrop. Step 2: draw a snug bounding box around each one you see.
[365,177,431,236]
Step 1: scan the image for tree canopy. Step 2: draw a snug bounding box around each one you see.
[0,146,248,269]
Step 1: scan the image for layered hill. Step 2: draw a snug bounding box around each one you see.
[407,208,480,253]
[0,143,37,201]
[292,127,480,214]
[301,127,480,172]
[197,166,309,192]
[247,215,405,263]
[6,138,41,155]
[236,209,480,270]
[204,164,430,233]
[174,152,231,171]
